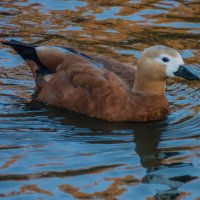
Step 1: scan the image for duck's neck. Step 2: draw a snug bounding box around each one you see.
[133,75,166,96]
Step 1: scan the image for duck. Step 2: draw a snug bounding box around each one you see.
[2,40,199,121]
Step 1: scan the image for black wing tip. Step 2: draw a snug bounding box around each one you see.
[2,40,11,46]
[2,39,37,48]
[2,39,52,77]
[2,39,21,45]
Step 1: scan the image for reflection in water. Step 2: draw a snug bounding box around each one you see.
[0,0,200,199]
[133,122,198,199]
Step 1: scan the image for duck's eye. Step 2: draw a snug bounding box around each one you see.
[162,57,169,62]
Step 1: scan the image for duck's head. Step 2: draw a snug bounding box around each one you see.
[137,45,199,81]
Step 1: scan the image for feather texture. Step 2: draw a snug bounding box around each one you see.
[3,40,178,121]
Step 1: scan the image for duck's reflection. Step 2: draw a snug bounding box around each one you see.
[26,101,197,199]
[133,121,196,199]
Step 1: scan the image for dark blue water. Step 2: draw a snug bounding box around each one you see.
[0,0,200,199]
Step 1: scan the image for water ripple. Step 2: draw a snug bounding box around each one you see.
[0,0,200,199]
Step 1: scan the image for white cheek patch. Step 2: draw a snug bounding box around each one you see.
[155,53,184,77]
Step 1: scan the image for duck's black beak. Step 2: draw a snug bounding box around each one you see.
[174,65,199,81]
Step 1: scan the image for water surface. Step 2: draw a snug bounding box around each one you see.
[0,0,200,199]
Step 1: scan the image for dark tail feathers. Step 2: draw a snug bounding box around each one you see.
[2,40,37,61]
[2,40,51,75]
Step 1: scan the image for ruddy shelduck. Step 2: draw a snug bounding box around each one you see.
[2,40,199,121]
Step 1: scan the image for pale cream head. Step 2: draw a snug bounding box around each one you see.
[137,45,184,80]
[133,45,185,95]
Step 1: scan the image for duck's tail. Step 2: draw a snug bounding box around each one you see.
[2,40,37,60]
[2,40,52,88]
[2,40,51,74]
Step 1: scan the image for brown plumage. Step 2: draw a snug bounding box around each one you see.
[2,40,199,121]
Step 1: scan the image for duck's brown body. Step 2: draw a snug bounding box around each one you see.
[2,40,172,121]
[37,53,169,121]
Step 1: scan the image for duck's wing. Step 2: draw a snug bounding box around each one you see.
[37,59,132,121]
[2,40,136,88]
[86,54,137,87]
[2,40,100,87]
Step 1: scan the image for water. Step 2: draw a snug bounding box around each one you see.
[0,0,200,199]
